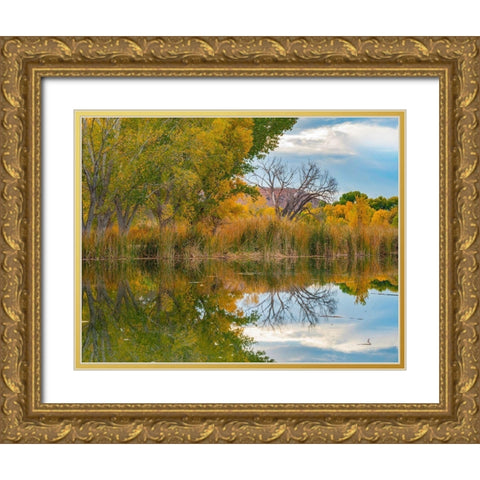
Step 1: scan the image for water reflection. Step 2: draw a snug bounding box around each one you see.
[242,285,337,327]
[81,257,399,364]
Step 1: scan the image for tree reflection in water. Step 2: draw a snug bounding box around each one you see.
[82,280,113,362]
[81,257,398,363]
[243,285,338,328]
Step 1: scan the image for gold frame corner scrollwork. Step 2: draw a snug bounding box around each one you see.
[0,36,479,443]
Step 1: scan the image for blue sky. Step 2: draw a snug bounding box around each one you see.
[241,285,399,364]
[259,116,400,199]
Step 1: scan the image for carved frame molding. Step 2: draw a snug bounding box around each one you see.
[0,36,479,443]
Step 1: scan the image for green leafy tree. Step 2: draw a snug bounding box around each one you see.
[82,116,299,236]
[336,191,368,205]
[109,118,175,234]
[82,118,121,236]
[387,196,398,210]
[368,195,388,210]
[369,195,398,211]
[247,118,298,160]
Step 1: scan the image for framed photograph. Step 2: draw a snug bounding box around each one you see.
[76,110,404,369]
[0,36,478,443]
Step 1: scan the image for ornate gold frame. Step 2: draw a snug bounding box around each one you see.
[0,36,478,443]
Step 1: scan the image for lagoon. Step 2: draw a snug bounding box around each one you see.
[81,257,399,365]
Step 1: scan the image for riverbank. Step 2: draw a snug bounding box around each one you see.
[82,217,398,261]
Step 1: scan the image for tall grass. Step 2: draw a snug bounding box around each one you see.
[82,217,398,260]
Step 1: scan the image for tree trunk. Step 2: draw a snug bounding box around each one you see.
[115,197,139,236]
[82,193,97,236]
[96,210,114,237]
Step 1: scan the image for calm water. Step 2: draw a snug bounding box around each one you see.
[81,257,399,364]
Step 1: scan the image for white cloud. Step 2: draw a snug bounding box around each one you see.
[274,122,399,156]
[243,321,397,354]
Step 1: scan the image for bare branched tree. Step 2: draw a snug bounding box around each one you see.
[251,157,338,220]
[244,284,338,327]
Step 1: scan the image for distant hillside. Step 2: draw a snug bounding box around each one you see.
[257,187,322,208]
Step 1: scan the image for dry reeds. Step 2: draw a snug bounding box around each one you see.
[82,216,398,260]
